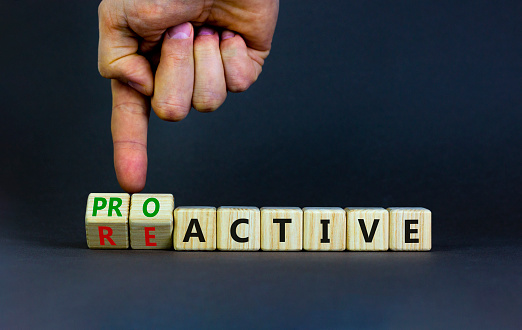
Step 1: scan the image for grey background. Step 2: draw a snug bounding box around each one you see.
[1,0,521,328]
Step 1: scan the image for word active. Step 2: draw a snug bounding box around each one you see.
[85,193,431,251]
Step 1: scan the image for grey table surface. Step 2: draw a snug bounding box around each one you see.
[1,225,520,329]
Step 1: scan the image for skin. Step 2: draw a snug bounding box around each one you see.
[98,0,279,192]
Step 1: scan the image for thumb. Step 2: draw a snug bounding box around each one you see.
[97,1,154,96]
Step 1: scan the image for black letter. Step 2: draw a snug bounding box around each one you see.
[183,219,206,242]
[405,220,419,243]
[273,219,291,242]
[231,218,249,243]
[358,219,380,243]
[320,219,330,243]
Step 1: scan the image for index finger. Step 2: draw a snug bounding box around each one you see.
[98,1,154,96]
[111,79,150,193]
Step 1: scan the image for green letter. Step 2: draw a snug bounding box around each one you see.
[108,197,123,217]
[92,197,107,216]
[143,198,160,217]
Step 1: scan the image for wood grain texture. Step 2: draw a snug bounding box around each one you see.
[388,207,431,251]
[303,207,346,251]
[346,207,389,251]
[217,207,260,251]
[173,207,216,250]
[261,207,302,251]
[129,194,174,249]
[85,193,130,249]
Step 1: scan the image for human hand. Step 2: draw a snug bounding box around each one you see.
[98,0,279,192]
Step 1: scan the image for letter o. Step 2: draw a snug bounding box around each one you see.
[143,198,160,217]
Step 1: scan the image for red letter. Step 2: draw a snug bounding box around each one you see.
[145,227,157,246]
[98,226,116,246]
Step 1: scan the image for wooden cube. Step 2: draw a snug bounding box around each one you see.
[261,207,302,251]
[303,207,346,251]
[85,193,130,249]
[389,207,431,251]
[173,207,216,250]
[217,207,260,251]
[129,194,174,249]
[346,207,389,251]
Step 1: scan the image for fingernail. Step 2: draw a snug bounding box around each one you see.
[167,22,191,39]
[198,27,215,36]
[222,31,235,40]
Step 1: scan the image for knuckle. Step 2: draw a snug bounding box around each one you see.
[193,102,218,112]
[113,140,147,152]
[98,62,111,78]
[193,88,226,112]
[193,92,226,112]
[194,47,218,62]
[98,1,107,18]
[134,1,167,21]
[163,50,191,63]
[220,46,239,60]
[153,100,190,122]
[99,57,143,80]
[228,75,255,93]
[113,102,146,116]
[98,1,113,27]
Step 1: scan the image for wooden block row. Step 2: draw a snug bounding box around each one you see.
[85,193,432,251]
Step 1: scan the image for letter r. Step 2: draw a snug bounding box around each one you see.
[98,226,116,246]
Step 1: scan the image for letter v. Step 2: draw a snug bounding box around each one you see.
[358,219,380,242]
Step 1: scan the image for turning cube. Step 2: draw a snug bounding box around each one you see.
[303,207,346,251]
[388,207,431,251]
[346,207,389,251]
[217,207,260,251]
[261,207,302,251]
[85,193,130,249]
[129,194,174,249]
[174,207,216,250]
